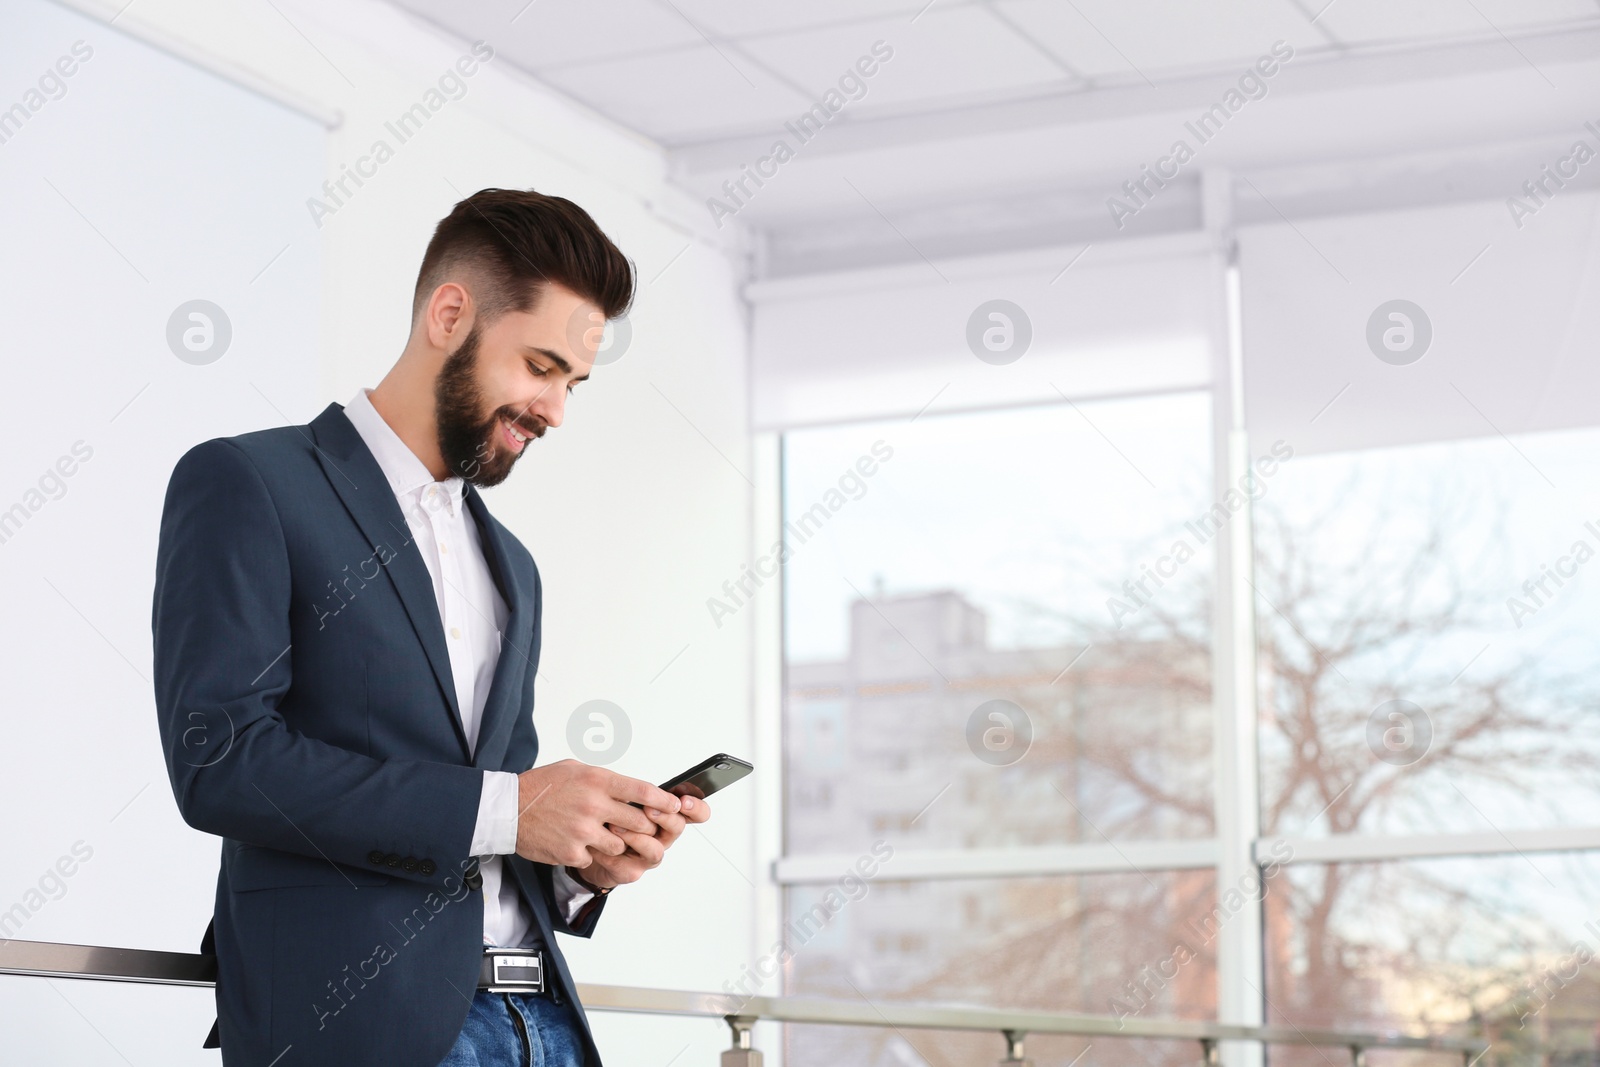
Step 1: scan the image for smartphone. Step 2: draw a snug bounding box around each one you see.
[658,753,753,801]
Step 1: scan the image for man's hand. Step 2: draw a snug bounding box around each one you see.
[514,760,681,868]
[568,792,713,890]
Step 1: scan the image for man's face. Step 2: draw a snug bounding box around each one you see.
[434,283,602,488]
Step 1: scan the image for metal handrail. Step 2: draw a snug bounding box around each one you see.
[0,940,1489,1065]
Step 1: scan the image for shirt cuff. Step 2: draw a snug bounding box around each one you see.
[551,865,597,924]
[472,770,521,857]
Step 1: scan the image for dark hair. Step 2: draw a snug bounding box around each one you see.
[412,187,635,328]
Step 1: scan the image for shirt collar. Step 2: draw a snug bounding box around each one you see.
[343,387,465,519]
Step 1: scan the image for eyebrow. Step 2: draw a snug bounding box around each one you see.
[523,345,589,383]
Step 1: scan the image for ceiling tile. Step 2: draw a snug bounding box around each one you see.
[667,0,932,39]
[388,0,707,69]
[1316,0,1599,45]
[735,5,1072,112]
[538,43,816,142]
[662,0,934,38]
[995,0,1314,80]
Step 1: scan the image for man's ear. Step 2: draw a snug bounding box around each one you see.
[423,281,471,350]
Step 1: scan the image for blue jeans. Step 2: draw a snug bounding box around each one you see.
[437,990,586,1067]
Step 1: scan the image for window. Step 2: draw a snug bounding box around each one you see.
[1266,854,1600,1067]
[779,392,1218,1066]
[1256,425,1600,1063]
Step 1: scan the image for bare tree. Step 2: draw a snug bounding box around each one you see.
[1024,482,1600,1064]
[787,479,1600,1066]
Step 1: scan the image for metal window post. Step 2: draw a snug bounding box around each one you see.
[1203,166,1266,1067]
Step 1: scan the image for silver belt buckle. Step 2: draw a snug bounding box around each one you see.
[486,950,545,994]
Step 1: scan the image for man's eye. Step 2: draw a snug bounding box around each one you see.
[530,361,576,395]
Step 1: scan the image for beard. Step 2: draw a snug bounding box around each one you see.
[434,324,535,489]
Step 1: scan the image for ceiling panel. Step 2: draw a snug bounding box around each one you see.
[666,0,933,39]
[980,0,1133,79]
[388,0,706,69]
[381,0,1600,274]
[736,4,1071,112]
[538,43,816,141]
[994,0,1313,79]
[1316,0,1599,45]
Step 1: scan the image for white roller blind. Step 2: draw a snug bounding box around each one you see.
[745,234,1218,431]
[1241,190,1600,456]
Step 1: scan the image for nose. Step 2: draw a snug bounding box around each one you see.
[524,385,562,431]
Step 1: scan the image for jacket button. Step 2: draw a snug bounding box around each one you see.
[402,857,418,872]
[418,859,437,876]
[385,853,402,868]
[368,850,386,866]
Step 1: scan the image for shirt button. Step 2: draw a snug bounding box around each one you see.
[451,627,461,639]
[440,541,447,553]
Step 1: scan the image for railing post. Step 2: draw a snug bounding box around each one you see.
[722,1015,762,1067]
[1200,1038,1220,1065]
[1000,1029,1032,1066]
[1350,1045,1366,1067]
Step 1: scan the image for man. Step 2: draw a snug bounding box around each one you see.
[152,188,707,1066]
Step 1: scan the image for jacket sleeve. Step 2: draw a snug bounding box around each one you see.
[531,859,608,937]
[152,438,482,888]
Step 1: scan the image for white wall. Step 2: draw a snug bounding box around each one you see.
[0,0,324,1061]
[1,1,764,1063]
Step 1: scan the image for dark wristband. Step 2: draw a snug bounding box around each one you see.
[565,865,612,896]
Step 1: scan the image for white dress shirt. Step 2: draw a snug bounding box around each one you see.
[343,387,590,947]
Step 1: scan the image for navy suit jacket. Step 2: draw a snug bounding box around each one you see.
[152,401,607,1066]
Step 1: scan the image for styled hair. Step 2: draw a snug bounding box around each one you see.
[411,187,635,328]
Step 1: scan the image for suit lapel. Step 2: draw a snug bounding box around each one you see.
[463,484,530,771]
[309,402,472,763]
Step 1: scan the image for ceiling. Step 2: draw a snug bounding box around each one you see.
[386,0,1600,275]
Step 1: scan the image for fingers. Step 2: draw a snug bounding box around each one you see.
[613,827,665,868]
[641,795,710,846]
[586,824,628,858]
[645,795,708,826]
[646,797,708,836]
[585,832,662,885]
[606,772,681,815]
[601,799,658,837]
[644,812,685,849]
[647,810,686,835]
[679,795,711,824]
[539,769,709,878]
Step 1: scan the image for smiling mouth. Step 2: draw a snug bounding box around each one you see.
[501,418,534,452]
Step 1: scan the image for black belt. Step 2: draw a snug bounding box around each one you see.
[478,947,548,995]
